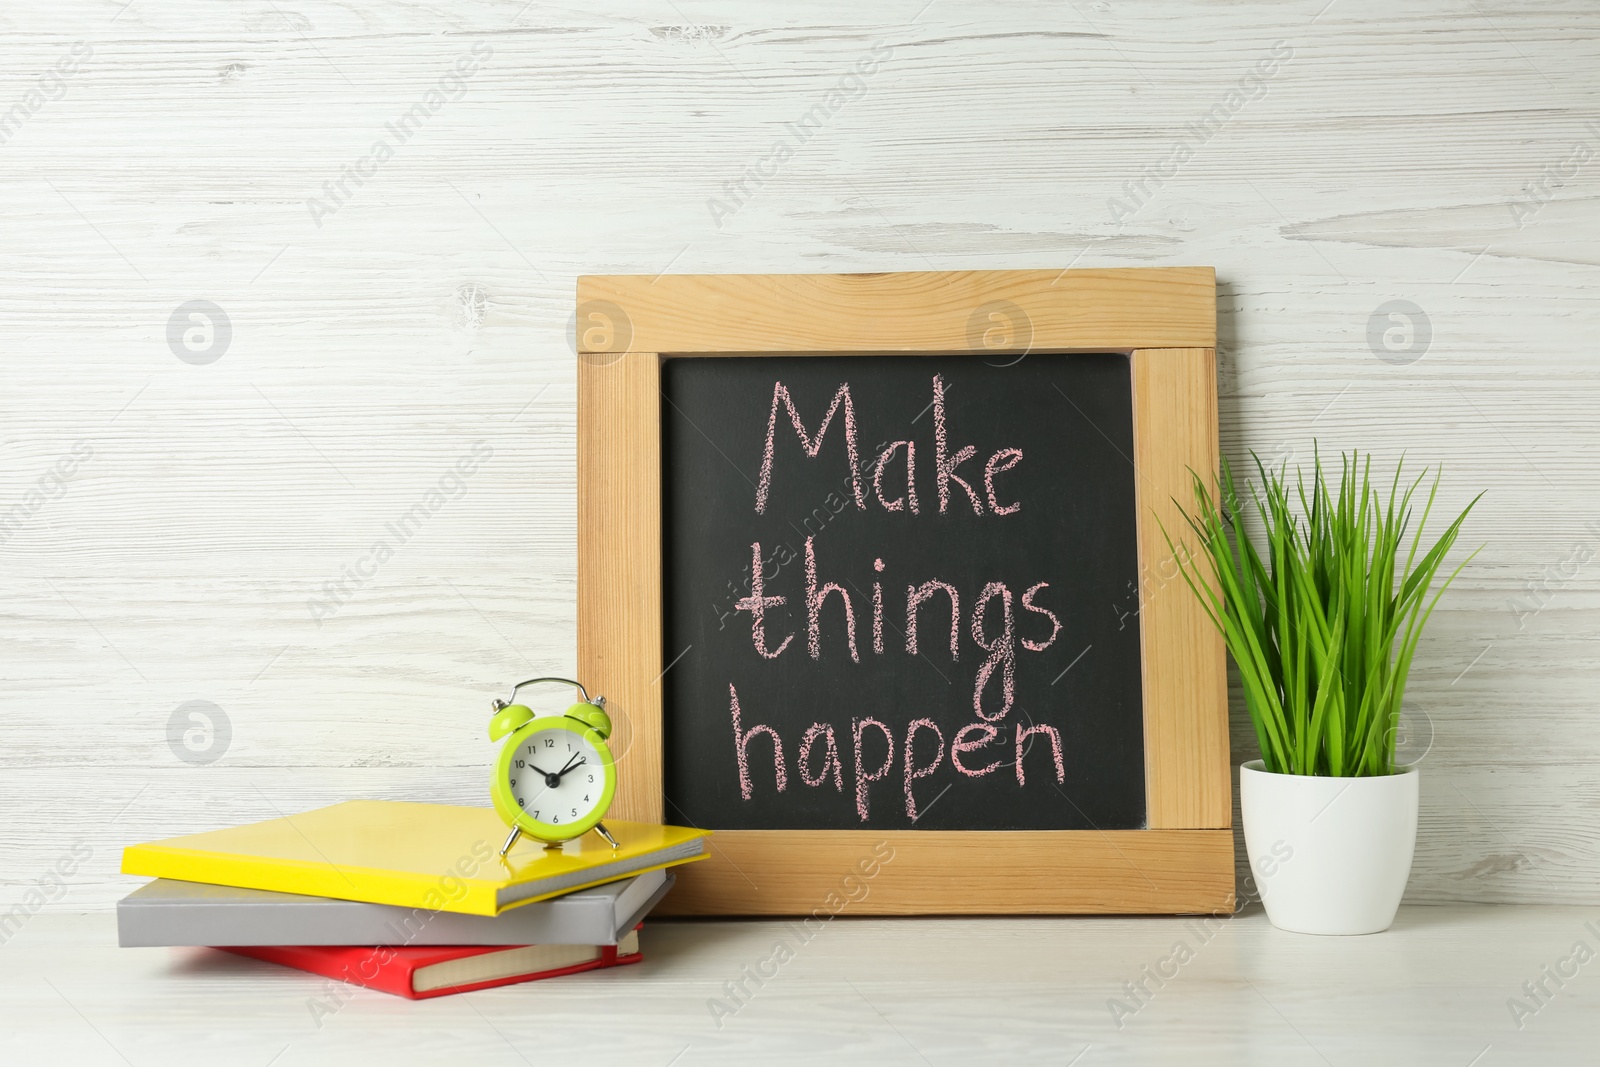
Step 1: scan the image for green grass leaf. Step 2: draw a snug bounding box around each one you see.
[1175,446,1478,777]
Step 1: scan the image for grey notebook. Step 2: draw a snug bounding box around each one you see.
[118,870,673,948]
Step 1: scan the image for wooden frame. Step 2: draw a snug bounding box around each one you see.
[577,268,1231,915]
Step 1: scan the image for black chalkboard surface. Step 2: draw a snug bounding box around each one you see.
[661,354,1146,832]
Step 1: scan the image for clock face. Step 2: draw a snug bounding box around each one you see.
[503,726,610,833]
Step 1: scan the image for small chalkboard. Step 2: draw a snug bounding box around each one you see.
[576,268,1231,916]
[661,354,1146,831]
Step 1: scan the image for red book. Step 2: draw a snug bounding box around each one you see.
[223,927,641,1000]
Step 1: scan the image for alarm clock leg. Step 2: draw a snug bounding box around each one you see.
[594,822,620,850]
[498,825,522,856]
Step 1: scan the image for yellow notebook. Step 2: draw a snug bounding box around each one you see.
[121,801,709,917]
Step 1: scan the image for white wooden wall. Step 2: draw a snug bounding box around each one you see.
[3,0,1597,910]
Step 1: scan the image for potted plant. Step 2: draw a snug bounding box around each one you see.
[1167,448,1479,935]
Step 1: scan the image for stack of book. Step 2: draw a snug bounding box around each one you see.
[118,800,708,999]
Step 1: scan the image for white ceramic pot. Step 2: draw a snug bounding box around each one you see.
[1239,759,1419,935]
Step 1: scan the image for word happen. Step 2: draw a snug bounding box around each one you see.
[729,684,1065,821]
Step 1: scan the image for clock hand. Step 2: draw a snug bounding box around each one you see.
[555,757,587,780]
[526,763,562,789]
[555,752,581,777]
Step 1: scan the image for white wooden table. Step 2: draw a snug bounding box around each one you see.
[5,905,1594,1065]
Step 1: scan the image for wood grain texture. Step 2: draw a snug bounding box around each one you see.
[581,272,1229,912]
[577,267,1217,354]
[577,352,664,825]
[1,0,1598,910]
[1133,349,1231,829]
[659,829,1235,915]
[8,907,1600,1064]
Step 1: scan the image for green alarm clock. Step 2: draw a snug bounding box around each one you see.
[487,677,619,856]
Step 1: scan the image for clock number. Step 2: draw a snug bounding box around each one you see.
[506,729,607,831]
